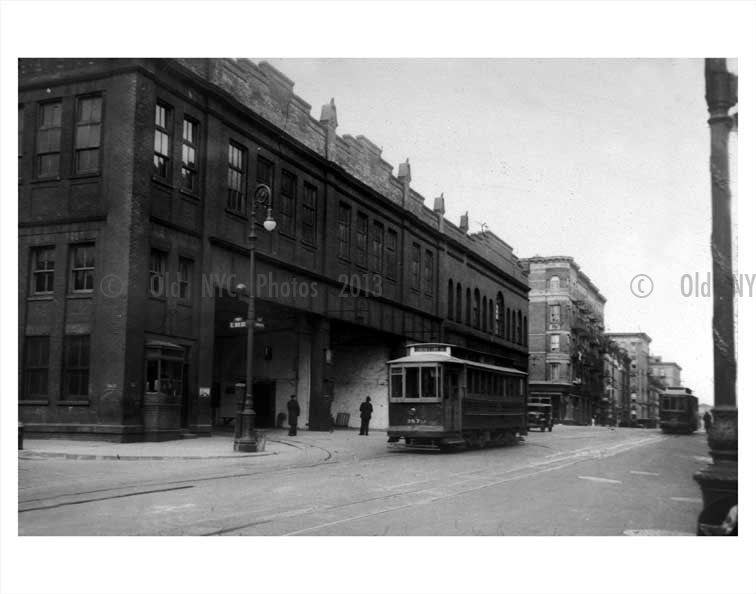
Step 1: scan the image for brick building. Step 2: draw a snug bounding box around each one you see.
[521,256,605,425]
[648,356,682,388]
[605,332,659,427]
[602,338,632,426]
[18,58,529,441]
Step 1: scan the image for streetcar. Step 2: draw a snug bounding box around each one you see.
[659,387,700,434]
[386,343,528,450]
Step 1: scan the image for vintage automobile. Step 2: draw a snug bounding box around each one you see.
[527,397,553,432]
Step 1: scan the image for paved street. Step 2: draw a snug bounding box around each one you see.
[18,425,708,536]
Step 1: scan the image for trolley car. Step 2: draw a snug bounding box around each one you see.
[386,343,528,450]
[659,387,700,434]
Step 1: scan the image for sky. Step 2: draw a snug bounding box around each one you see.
[265,58,727,404]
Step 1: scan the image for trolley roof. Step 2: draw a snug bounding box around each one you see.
[387,351,527,376]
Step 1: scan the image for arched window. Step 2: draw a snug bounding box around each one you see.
[517,310,523,344]
[523,315,528,347]
[488,300,494,333]
[511,310,516,342]
[505,307,511,341]
[456,283,462,322]
[482,296,488,331]
[473,289,481,328]
[447,279,454,320]
[549,275,561,290]
[496,293,504,336]
[465,288,471,326]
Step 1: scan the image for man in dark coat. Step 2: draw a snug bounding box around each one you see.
[287,395,300,436]
[359,396,373,436]
[703,410,713,434]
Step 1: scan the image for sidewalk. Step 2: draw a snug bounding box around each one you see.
[18,427,387,461]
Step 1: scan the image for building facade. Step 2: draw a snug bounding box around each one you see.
[649,356,682,388]
[602,338,631,426]
[522,256,605,425]
[18,58,529,441]
[605,332,658,427]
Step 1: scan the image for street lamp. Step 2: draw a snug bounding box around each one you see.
[234,183,275,453]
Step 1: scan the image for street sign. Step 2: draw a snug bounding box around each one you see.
[229,318,247,329]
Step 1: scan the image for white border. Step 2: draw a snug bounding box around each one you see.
[2,2,755,594]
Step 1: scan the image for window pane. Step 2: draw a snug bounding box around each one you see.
[391,371,403,398]
[421,367,437,398]
[405,367,419,398]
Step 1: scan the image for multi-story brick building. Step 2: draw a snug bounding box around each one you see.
[649,356,682,388]
[18,58,530,441]
[604,332,658,427]
[522,256,605,425]
[602,338,632,425]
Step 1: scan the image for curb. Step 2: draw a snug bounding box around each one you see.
[19,451,278,461]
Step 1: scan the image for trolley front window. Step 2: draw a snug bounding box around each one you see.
[389,364,441,401]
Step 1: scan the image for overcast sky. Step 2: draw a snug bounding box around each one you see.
[265,58,726,404]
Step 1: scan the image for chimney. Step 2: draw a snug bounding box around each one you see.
[434,193,446,233]
[460,211,469,234]
[319,98,338,159]
[397,158,411,208]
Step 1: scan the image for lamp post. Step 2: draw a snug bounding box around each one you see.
[234,183,276,453]
[694,59,738,534]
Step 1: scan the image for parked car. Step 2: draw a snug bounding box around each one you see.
[527,399,553,432]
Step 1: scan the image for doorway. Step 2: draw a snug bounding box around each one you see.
[252,381,276,428]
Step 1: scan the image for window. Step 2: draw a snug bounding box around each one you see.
[337,202,351,260]
[496,293,504,336]
[370,221,384,272]
[410,243,421,290]
[390,368,403,398]
[70,244,94,293]
[466,288,471,325]
[279,170,297,236]
[149,250,166,296]
[302,183,317,245]
[256,156,274,225]
[517,311,523,344]
[31,246,55,294]
[421,367,438,398]
[524,316,528,347]
[23,336,49,398]
[74,96,102,173]
[227,142,246,213]
[19,105,24,158]
[489,300,494,333]
[550,334,560,352]
[423,250,433,294]
[482,297,488,331]
[550,304,561,324]
[355,213,368,267]
[473,289,481,328]
[154,103,173,179]
[549,362,560,381]
[178,257,193,301]
[145,341,185,396]
[386,228,398,279]
[456,283,462,322]
[405,367,419,398]
[447,280,454,319]
[37,101,62,177]
[180,117,198,192]
[63,335,90,398]
[549,275,561,290]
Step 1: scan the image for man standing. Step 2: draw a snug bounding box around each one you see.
[703,409,713,434]
[359,396,373,436]
[287,395,300,436]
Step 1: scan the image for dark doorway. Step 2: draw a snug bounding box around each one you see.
[253,381,276,428]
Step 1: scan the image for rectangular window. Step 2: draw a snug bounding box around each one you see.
[153,103,172,180]
[178,257,193,301]
[405,367,419,398]
[550,334,560,352]
[180,117,198,192]
[69,244,94,293]
[256,156,274,224]
[421,367,438,398]
[63,335,90,399]
[36,101,62,177]
[370,221,383,272]
[23,336,50,398]
[411,243,421,290]
[355,212,368,267]
[337,202,351,260]
[390,369,403,398]
[280,170,296,236]
[74,95,102,174]
[302,183,317,245]
[149,249,166,296]
[31,246,55,294]
[386,228,397,280]
[424,249,434,294]
[549,362,560,381]
[227,142,246,213]
[550,304,561,324]
[19,105,24,158]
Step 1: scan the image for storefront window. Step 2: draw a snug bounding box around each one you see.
[144,340,185,397]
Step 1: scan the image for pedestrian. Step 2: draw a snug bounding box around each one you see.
[359,396,373,436]
[703,410,713,434]
[287,395,300,436]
